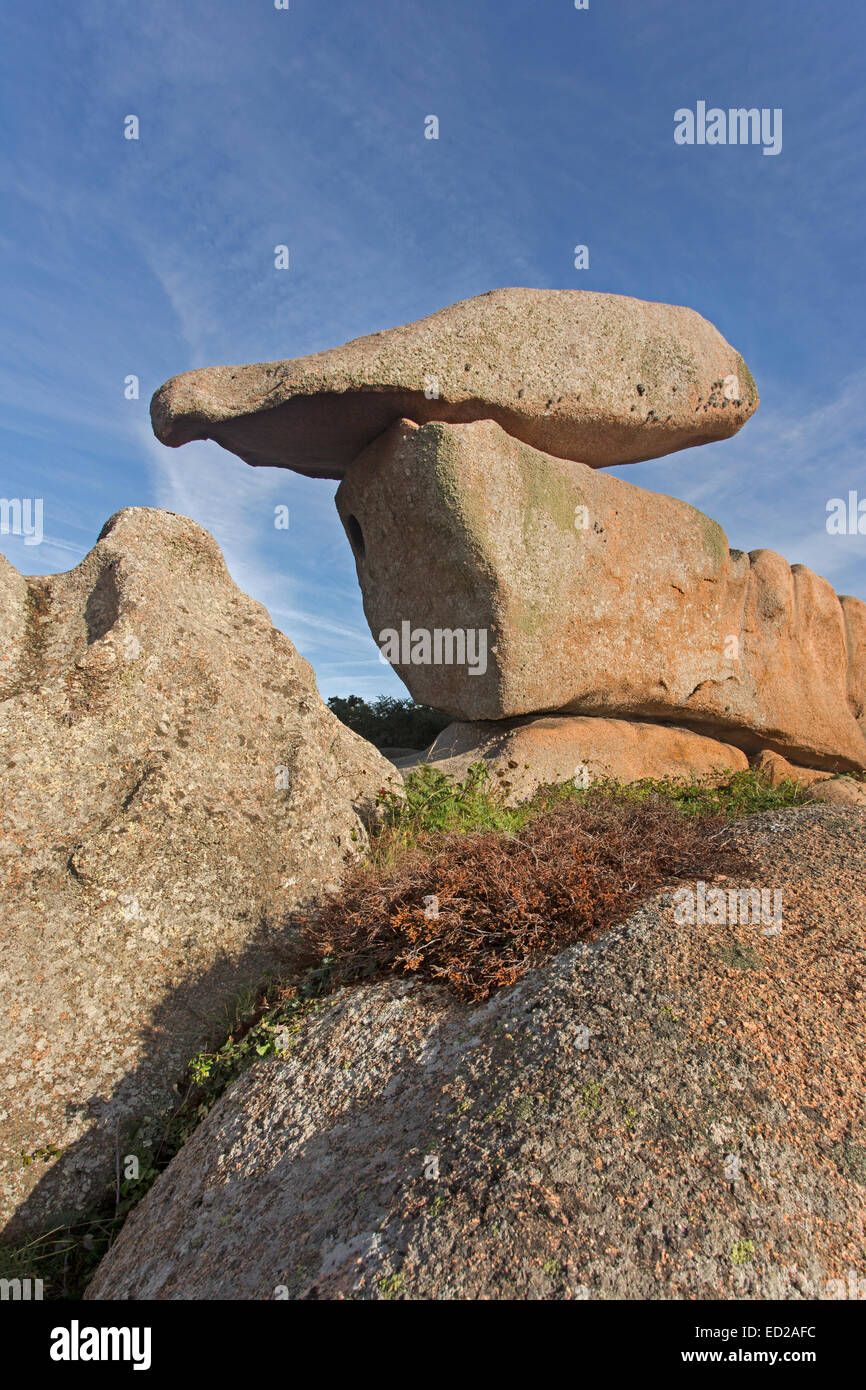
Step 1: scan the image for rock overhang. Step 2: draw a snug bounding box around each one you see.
[150,287,759,478]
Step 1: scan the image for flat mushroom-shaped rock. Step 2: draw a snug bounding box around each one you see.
[151,288,759,478]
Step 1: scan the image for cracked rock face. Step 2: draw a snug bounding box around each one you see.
[335,418,866,771]
[0,507,400,1236]
[150,287,758,478]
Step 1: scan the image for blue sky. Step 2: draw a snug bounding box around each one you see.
[2,0,864,702]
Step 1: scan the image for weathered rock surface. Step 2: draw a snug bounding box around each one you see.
[809,776,866,807]
[752,750,832,789]
[841,593,866,720]
[86,806,866,1301]
[749,750,866,804]
[0,508,399,1236]
[151,288,758,478]
[336,418,866,771]
[399,715,747,803]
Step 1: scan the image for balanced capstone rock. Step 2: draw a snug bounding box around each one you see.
[147,288,865,778]
[150,287,758,477]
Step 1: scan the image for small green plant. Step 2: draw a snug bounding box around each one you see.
[20,1145,63,1167]
[730,1239,755,1266]
[187,1053,214,1085]
[378,1271,404,1299]
[719,944,761,971]
[579,1082,603,1112]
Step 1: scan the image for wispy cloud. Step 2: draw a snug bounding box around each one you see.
[2,0,864,695]
[627,366,866,600]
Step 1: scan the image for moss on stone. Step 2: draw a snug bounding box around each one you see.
[518,449,585,546]
[511,603,547,637]
[698,512,730,571]
[735,354,758,406]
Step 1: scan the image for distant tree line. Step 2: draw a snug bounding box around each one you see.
[327,694,450,750]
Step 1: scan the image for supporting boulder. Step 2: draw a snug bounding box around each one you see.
[335,417,866,772]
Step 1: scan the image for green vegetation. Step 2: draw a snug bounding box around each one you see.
[718,943,762,971]
[378,1271,405,1299]
[578,1082,603,1113]
[327,693,450,750]
[373,761,545,857]
[372,762,811,863]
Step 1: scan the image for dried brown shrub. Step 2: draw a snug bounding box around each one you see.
[284,795,745,1002]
